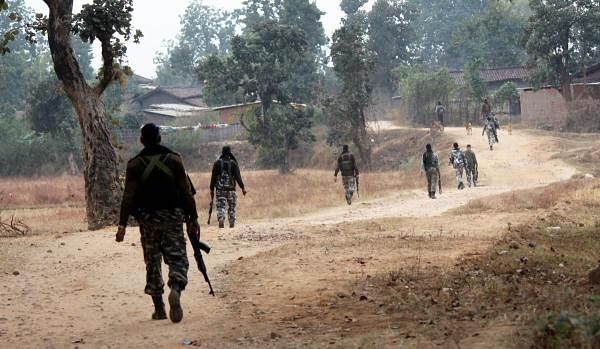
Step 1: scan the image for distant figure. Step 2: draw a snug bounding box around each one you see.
[435,101,445,129]
[449,142,466,190]
[465,121,473,136]
[422,144,440,199]
[210,146,247,228]
[464,144,478,187]
[481,98,492,121]
[482,116,498,150]
[116,123,199,323]
[334,145,359,205]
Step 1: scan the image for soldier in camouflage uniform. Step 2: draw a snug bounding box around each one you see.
[464,144,478,187]
[334,145,359,205]
[449,142,467,190]
[482,116,498,150]
[422,144,440,199]
[117,123,199,324]
[210,146,246,229]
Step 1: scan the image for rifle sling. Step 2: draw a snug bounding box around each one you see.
[141,154,174,183]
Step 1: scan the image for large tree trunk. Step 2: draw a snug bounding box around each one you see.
[46,0,121,230]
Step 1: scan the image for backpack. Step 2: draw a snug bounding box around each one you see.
[423,151,436,169]
[436,105,445,116]
[339,154,355,172]
[217,158,235,191]
[451,150,464,167]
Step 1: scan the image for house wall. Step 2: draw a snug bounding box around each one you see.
[218,105,257,124]
[520,85,600,128]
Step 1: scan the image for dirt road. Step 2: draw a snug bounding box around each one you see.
[0,128,577,349]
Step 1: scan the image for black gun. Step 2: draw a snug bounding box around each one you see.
[207,192,214,225]
[187,227,215,296]
[355,175,360,198]
[437,169,442,195]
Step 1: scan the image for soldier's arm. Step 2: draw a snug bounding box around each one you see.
[334,157,341,177]
[118,161,138,227]
[209,161,219,192]
[233,163,246,191]
[172,155,199,222]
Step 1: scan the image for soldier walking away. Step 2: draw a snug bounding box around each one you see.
[422,144,440,199]
[482,116,498,150]
[464,144,478,187]
[449,143,467,190]
[435,101,445,129]
[334,145,359,205]
[481,98,492,121]
[210,146,247,229]
[116,123,199,324]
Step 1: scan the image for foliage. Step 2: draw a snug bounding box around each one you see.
[406,0,488,67]
[27,75,76,136]
[465,59,486,101]
[492,81,519,108]
[367,0,416,96]
[522,0,600,100]
[155,1,237,86]
[244,104,315,170]
[199,19,314,172]
[395,66,455,124]
[450,1,529,67]
[326,7,374,167]
[0,116,80,176]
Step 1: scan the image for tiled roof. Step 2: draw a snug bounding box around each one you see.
[450,67,529,85]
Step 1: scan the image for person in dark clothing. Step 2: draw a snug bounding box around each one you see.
[210,146,246,228]
[116,123,199,324]
[422,144,440,199]
[435,101,445,128]
[334,145,359,205]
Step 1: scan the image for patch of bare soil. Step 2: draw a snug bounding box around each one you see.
[0,127,587,349]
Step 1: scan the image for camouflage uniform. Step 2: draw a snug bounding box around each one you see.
[422,150,440,198]
[139,209,189,296]
[210,155,245,227]
[483,119,497,149]
[216,190,237,225]
[335,151,359,205]
[119,144,198,297]
[449,148,466,189]
[464,149,478,187]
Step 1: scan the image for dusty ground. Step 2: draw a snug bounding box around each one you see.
[0,127,580,348]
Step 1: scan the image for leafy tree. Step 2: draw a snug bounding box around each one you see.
[395,66,455,124]
[0,0,142,229]
[199,20,314,172]
[522,0,600,101]
[367,0,415,96]
[27,74,75,136]
[406,0,488,66]
[492,81,519,112]
[465,59,486,101]
[326,0,374,168]
[155,1,237,86]
[450,1,529,67]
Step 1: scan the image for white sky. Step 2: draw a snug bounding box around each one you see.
[25,0,374,78]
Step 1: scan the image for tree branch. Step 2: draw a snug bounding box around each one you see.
[93,35,115,96]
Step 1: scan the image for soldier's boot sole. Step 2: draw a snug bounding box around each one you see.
[168,289,183,323]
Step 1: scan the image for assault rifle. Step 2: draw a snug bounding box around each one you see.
[207,191,214,225]
[437,169,442,195]
[355,175,360,198]
[186,227,215,296]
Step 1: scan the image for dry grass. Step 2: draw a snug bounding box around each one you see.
[452,178,600,215]
[0,169,422,234]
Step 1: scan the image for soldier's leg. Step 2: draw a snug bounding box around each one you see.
[159,209,189,323]
[466,167,473,187]
[430,170,438,198]
[140,222,167,320]
[227,191,237,228]
[216,190,227,228]
[342,176,351,203]
[426,171,433,197]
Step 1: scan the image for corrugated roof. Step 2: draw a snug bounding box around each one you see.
[450,67,529,85]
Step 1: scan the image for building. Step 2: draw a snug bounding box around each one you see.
[574,63,600,84]
[448,66,530,92]
[211,101,262,124]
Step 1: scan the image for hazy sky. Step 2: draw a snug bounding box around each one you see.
[25,0,374,78]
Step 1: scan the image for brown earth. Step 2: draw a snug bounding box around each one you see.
[0,127,583,348]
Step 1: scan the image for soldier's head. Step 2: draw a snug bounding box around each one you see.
[484,98,489,103]
[437,101,441,105]
[342,144,349,153]
[140,123,161,146]
[453,142,459,149]
[222,145,232,157]
[467,144,472,150]
[426,143,432,152]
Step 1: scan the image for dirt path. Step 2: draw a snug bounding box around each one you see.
[0,127,577,349]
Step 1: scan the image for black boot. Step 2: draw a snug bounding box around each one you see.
[218,219,225,228]
[151,295,167,320]
[168,286,184,323]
